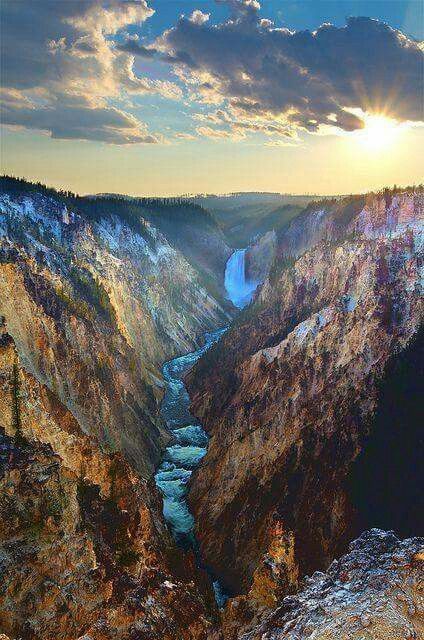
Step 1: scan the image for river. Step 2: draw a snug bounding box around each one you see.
[154,248,253,605]
[154,327,227,603]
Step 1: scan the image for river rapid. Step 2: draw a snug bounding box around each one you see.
[154,327,227,603]
[154,327,226,549]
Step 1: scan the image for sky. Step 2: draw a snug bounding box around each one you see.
[1,0,423,196]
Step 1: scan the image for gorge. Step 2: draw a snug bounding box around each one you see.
[186,190,424,623]
[0,180,423,640]
[1,1,423,636]
[154,244,262,603]
[154,328,227,551]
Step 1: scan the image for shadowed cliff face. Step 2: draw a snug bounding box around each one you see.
[186,190,423,597]
[0,185,230,475]
[348,326,424,537]
[245,231,277,285]
[0,331,221,640]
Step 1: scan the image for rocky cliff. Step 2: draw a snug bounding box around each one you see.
[0,179,230,475]
[1,180,423,639]
[186,190,423,601]
[239,529,424,640]
[91,193,232,304]
[278,190,421,258]
[0,327,221,640]
[245,231,277,284]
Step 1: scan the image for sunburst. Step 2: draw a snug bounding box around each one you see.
[355,113,402,152]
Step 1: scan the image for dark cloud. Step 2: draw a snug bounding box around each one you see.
[116,37,157,58]
[159,6,424,133]
[2,0,422,144]
[0,0,167,144]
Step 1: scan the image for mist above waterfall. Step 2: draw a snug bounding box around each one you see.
[224,249,259,309]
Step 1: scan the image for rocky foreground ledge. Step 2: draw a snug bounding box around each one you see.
[0,525,421,639]
[237,529,424,640]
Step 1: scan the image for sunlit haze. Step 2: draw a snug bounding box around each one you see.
[354,114,403,152]
[1,0,423,195]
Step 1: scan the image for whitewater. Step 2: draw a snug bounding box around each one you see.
[154,328,226,548]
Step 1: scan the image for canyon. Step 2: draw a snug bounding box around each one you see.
[0,180,423,639]
[0,324,221,640]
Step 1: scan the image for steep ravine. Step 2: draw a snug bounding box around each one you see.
[154,329,227,549]
[0,323,222,640]
[0,186,423,640]
[154,247,258,603]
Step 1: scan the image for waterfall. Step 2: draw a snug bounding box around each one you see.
[224,248,258,309]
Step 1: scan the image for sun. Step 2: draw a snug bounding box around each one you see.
[356,114,401,152]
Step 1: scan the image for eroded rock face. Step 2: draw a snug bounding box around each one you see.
[239,529,424,640]
[186,191,423,597]
[245,231,277,284]
[0,188,229,474]
[278,191,423,257]
[0,333,220,640]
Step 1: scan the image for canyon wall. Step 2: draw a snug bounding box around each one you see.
[0,182,230,474]
[0,326,221,639]
[138,202,232,303]
[1,181,422,639]
[187,191,423,602]
[245,231,277,284]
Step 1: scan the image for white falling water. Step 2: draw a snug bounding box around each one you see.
[224,248,258,309]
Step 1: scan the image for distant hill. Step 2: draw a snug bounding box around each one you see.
[92,191,328,248]
[192,193,322,247]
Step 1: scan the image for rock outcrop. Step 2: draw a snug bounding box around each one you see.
[0,328,220,640]
[138,201,232,302]
[239,529,424,640]
[187,190,423,600]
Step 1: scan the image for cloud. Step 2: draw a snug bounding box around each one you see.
[195,125,245,140]
[189,10,210,26]
[0,0,167,144]
[1,91,160,144]
[216,0,261,20]
[116,35,157,58]
[193,107,296,140]
[2,0,422,146]
[174,131,196,139]
[265,139,300,148]
[158,8,424,136]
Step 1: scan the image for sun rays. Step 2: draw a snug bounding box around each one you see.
[356,113,403,152]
